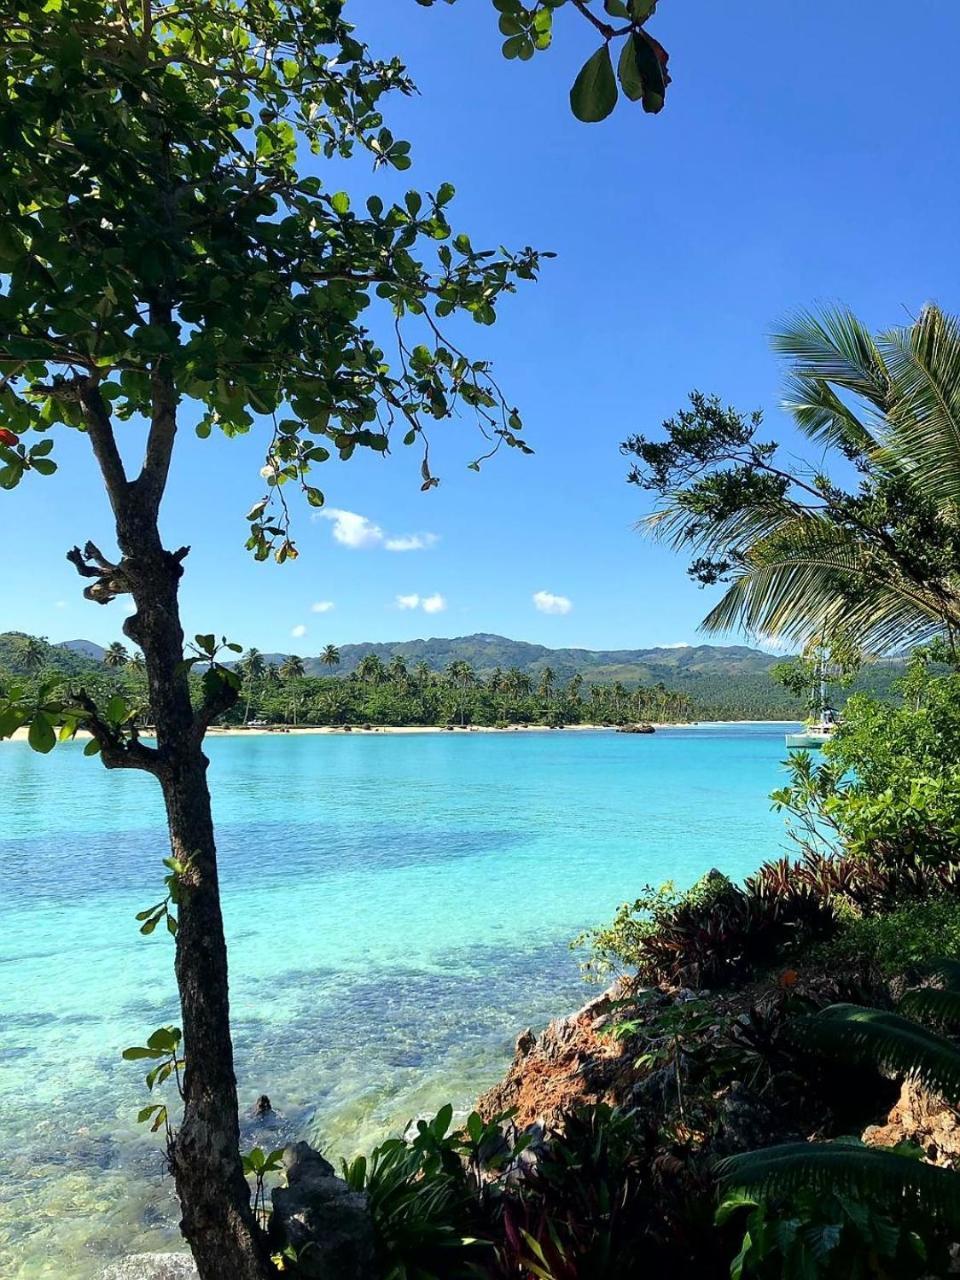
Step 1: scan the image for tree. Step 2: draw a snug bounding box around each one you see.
[103,640,130,669]
[17,634,47,673]
[537,664,555,706]
[320,644,341,670]
[623,306,960,655]
[0,2,673,1275]
[446,659,475,726]
[278,654,305,725]
[357,654,385,689]
[239,648,266,725]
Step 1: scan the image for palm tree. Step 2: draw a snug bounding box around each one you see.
[446,660,475,727]
[103,641,129,669]
[414,660,431,690]
[19,635,47,673]
[388,654,408,691]
[278,654,305,724]
[357,654,385,687]
[640,305,960,654]
[537,665,555,706]
[239,647,265,724]
[128,650,146,675]
[321,644,340,669]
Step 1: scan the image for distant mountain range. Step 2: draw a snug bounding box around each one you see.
[0,630,907,718]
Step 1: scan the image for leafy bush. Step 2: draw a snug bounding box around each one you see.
[817,898,960,979]
[574,852,960,989]
[774,670,960,865]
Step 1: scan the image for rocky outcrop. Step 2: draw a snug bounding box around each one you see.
[863,1079,960,1165]
[617,723,656,734]
[269,1141,375,1278]
[477,989,642,1128]
[99,1255,197,1280]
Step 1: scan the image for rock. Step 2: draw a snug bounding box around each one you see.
[99,1255,197,1280]
[863,1079,960,1165]
[617,723,656,734]
[254,1094,273,1117]
[270,1141,375,1279]
[478,990,634,1128]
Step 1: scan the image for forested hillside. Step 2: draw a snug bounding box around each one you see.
[0,630,910,722]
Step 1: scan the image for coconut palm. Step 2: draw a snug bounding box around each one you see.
[320,644,340,669]
[239,647,265,724]
[278,654,305,724]
[388,654,408,690]
[357,654,384,687]
[18,635,47,673]
[128,650,146,675]
[636,304,960,654]
[537,665,555,706]
[446,660,475,727]
[103,641,129,669]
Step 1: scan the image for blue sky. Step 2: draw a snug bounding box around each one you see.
[4,0,960,654]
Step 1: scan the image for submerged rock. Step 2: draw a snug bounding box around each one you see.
[270,1141,375,1279]
[99,1255,197,1280]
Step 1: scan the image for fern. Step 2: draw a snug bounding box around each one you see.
[791,1003,960,1100]
[717,1142,960,1228]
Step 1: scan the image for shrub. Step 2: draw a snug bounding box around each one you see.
[574,854,960,989]
[818,898,960,979]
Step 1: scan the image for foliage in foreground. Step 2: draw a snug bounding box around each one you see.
[775,664,960,865]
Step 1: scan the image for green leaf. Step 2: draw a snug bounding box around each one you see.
[331,192,350,215]
[570,45,618,123]
[83,737,101,757]
[617,34,645,102]
[631,31,667,113]
[28,713,56,753]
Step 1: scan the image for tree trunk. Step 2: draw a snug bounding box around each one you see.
[120,530,272,1280]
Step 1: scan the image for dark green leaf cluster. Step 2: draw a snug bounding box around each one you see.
[0,0,546,558]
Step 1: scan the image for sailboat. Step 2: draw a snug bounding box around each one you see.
[785,655,838,749]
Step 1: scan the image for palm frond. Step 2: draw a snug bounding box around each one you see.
[781,370,888,460]
[717,1141,960,1227]
[791,1003,960,1100]
[899,985,960,1032]
[773,308,893,418]
[699,518,944,650]
[880,304,960,506]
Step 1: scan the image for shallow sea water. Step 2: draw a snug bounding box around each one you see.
[0,723,799,1278]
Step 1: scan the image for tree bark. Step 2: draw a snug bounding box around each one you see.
[115,516,273,1279]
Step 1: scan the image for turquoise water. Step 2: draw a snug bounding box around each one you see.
[1,724,797,1278]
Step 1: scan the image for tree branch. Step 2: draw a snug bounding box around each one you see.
[73,688,162,774]
[77,379,131,513]
[191,672,239,744]
[138,360,179,513]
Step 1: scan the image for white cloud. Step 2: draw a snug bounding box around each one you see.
[395,592,446,614]
[291,624,307,638]
[533,590,573,616]
[316,507,438,553]
[318,508,384,549]
[662,642,691,649]
[385,532,439,552]
[54,600,67,609]
[311,601,335,614]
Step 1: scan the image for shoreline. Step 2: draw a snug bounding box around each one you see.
[3,719,801,743]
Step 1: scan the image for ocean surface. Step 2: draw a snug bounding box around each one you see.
[0,723,799,1278]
